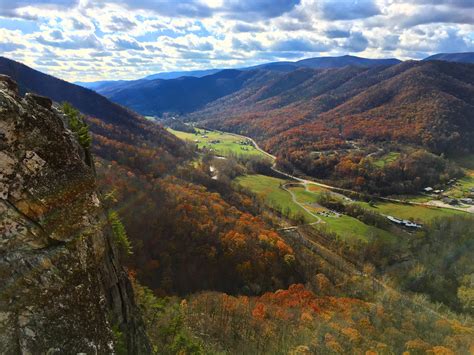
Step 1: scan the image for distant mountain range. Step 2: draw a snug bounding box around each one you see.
[144,69,222,80]
[246,55,401,71]
[82,55,405,104]
[75,69,221,92]
[77,55,401,93]
[104,69,270,116]
[76,52,473,94]
[97,53,473,119]
[84,55,473,158]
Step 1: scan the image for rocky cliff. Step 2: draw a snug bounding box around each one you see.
[0,75,150,353]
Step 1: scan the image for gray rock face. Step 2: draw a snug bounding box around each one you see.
[0,76,150,353]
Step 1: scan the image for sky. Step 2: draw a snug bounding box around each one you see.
[0,0,473,82]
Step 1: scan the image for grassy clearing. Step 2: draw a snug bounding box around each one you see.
[356,200,464,223]
[373,152,400,168]
[167,127,267,159]
[288,186,325,212]
[306,184,327,193]
[235,175,316,223]
[317,215,394,243]
[236,175,396,242]
[288,186,396,242]
[235,175,318,223]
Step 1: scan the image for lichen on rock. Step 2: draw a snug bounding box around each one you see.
[0,75,150,353]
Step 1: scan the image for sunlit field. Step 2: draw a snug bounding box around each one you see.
[168,128,267,158]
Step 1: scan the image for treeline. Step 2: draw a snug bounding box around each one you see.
[396,215,474,314]
[317,192,391,230]
[180,283,474,354]
[279,148,462,195]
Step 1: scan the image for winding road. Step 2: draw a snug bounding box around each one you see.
[219,128,474,214]
[280,183,325,224]
[210,127,463,322]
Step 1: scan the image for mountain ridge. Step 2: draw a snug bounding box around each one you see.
[77,54,403,94]
[0,56,187,176]
[76,52,474,95]
[423,52,474,64]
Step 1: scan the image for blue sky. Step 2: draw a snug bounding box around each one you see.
[0,0,473,81]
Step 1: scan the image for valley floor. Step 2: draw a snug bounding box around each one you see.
[168,125,471,244]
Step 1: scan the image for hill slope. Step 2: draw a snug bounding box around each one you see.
[424,52,474,64]
[106,69,271,116]
[191,61,474,154]
[185,61,474,194]
[0,56,187,174]
[0,56,140,129]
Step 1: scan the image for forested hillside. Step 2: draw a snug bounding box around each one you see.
[0,56,189,177]
[106,69,270,116]
[187,60,474,194]
[192,61,474,153]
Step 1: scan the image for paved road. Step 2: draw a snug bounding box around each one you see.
[242,133,474,214]
[208,127,473,214]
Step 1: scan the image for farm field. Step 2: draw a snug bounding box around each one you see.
[355,200,464,223]
[287,186,396,242]
[317,215,395,243]
[236,174,397,243]
[167,127,268,158]
[290,183,464,225]
[235,175,318,223]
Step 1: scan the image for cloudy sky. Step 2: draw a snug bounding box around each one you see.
[0,0,473,82]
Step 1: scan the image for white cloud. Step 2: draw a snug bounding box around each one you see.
[0,0,472,81]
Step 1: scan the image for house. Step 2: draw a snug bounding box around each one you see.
[460,198,474,205]
[424,187,433,192]
[387,216,403,224]
[387,216,422,228]
[404,221,422,229]
[442,197,458,205]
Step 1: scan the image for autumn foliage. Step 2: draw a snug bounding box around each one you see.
[189,61,474,194]
[182,284,474,354]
